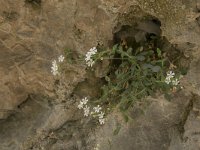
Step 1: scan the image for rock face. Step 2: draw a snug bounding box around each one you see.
[0,0,200,150]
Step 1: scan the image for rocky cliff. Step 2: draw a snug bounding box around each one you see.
[0,0,200,150]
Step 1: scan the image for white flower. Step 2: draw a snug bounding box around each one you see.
[58,55,65,62]
[85,54,91,61]
[165,77,171,84]
[165,71,176,84]
[85,47,97,67]
[172,78,180,86]
[99,118,105,125]
[98,112,104,119]
[90,47,97,53]
[51,60,59,76]
[93,105,102,113]
[86,60,95,67]
[167,71,175,79]
[84,105,90,117]
[82,97,88,105]
[78,101,84,109]
[98,111,105,124]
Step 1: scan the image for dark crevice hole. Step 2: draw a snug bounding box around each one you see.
[112,18,163,71]
[25,0,42,6]
[111,17,190,80]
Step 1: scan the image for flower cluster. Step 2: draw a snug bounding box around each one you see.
[51,60,59,76]
[78,97,89,116]
[85,47,97,67]
[98,111,105,125]
[58,55,65,62]
[51,55,65,76]
[77,97,105,125]
[165,71,180,86]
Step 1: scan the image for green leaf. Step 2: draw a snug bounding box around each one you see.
[180,67,188,75]
[130,66,135,74]
[113,44,118,52]
[64,48,74,63]
[115,70,119,76]
[140,50,154,56]
[136,55,145,61]
[105,76,111,82]
[122,113,129,122]
[142,63,153,69]
[156,48,162,58]
[151,66,161,72]
[127,47,133,55]
[113,124,121,135]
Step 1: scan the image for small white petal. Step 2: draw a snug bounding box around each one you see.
[51,60,59,76]
[82,97,88,105]
[172,79,179,86]
[85,47,97,67]
[93,105,102,113]
[84,105,90,117]
[99,118,105,125]
[78,101,84,109]
[165,77,171,84]
[58,55,65,62]
[98,112,104,119]
[167,71,175,79]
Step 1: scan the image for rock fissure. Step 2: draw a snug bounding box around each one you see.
[178,94,195,140]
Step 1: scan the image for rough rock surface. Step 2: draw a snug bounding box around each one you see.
[0,0,200,150]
